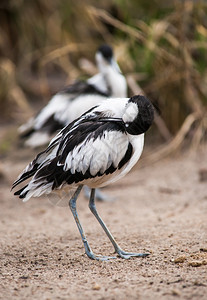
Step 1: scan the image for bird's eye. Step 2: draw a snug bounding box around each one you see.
[125,123,129,127]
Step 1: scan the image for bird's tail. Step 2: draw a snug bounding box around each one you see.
[18,117,35,137]
[24,132,51,148]
[12,148,48,200]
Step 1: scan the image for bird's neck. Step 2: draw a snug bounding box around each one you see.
[103,67,127,98]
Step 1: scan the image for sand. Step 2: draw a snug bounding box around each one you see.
[0,146,207,300]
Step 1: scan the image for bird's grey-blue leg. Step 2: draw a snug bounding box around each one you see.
[89,189,150,259]
[84,186,114,202]
[69,185,116,261]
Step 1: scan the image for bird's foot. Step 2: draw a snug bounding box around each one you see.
[86,250,116,261]
[116,249,150,259]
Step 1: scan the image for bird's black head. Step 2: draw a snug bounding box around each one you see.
[97,44,113,61]
[124,95,154,135]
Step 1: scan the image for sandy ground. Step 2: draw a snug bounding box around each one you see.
[0,145,207,300]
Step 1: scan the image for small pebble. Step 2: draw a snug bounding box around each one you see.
[173,256,186,264]
[92,283,101,290]
[172,289,181,296]
[188,260,207,267]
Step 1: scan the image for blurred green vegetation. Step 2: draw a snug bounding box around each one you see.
[0,0,206,143]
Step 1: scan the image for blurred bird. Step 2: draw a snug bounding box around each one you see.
[12,95,154,261]
[19,44,127,148]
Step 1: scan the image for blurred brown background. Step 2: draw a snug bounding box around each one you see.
[0,0,206,155]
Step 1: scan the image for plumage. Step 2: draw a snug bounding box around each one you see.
[12,95,154,260]
[19,45,127,148]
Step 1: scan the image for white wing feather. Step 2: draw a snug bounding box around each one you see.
[63,130,128,176]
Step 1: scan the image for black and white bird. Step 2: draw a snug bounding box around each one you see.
[12,95,154,261]
[19,44,127,148]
